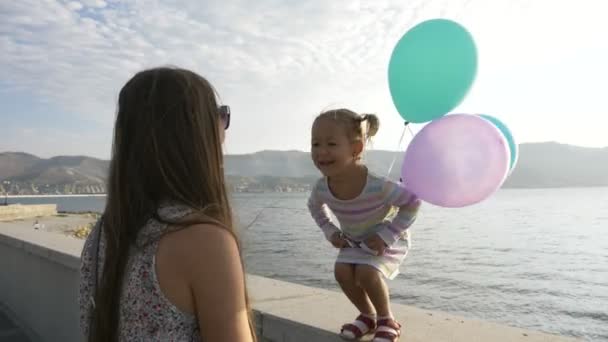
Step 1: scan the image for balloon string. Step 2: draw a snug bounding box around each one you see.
[386,121,410,178]
[242,205,309,230]
[406,123,415,138]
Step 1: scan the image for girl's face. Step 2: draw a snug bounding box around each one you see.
[310,118,362,177]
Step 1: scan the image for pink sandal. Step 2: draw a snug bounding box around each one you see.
[372,318,402,342]
[340,314,377,340]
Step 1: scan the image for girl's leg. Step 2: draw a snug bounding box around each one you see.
[354,265,392,317]
[334,262,376,315]
[355,265,402,341]
[335,263,378,339]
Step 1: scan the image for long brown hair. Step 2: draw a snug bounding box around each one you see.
[90,67,256,341]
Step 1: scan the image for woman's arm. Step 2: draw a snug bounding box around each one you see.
[183,224,254,342]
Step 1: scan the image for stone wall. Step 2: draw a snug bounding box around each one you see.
[0,219,578,342]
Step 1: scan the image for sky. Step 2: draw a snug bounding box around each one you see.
[1,0,607,159]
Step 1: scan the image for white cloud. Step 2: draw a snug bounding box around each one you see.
[0,0,428,126]
[0,0,607,158]
[67,1,83,11]
[80,0,107,8]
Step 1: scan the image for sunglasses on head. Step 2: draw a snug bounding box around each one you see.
[218,105,231,130]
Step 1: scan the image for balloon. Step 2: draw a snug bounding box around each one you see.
[388,19,478,123]
[401,114,509,208]
[478,114,518,172]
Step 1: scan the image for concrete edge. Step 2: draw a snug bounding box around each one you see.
[0,230,343,341]
[256,311,338,342]
[0,231,81,270]
[0,232,25,249]
[0,302,40,342]
[0,225,581,342]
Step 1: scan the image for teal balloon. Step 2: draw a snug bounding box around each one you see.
[388,19,478,123]
[478,114,518,171]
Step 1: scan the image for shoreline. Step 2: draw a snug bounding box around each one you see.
[2,194,107,198]
[1,185,607,199]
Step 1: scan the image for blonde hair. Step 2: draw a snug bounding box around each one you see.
[314,108,380,143]
[313,108,380,161]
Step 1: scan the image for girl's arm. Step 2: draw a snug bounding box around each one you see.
[376,181,421,246]
[307,186,341,241]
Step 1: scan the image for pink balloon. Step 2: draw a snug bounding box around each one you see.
[401,114,509,208]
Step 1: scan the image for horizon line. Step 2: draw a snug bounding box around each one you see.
[1,141,606,160]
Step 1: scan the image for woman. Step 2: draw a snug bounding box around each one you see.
[79,67,256,341]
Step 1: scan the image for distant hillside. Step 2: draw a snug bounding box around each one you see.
[225,150,315,177]
[1,142,607,194]
[0,152,40,180]
[502,143,608,188]
[0,154,108,185]
[14,156,108,184]
[226,143,608,188]
[224,150,404,179]
[0,153,110,195]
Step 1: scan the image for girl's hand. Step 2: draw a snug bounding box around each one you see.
[330,232,349,248]
[364,234,387,255]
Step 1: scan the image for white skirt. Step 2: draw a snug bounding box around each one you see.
[336,237,411,280]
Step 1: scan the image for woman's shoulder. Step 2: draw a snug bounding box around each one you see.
[163,223,244,289]
[157,222,242,292]
[154,222,244,322]
[164,225,250,342]
[161,223,239,262]
[165,223,242,280]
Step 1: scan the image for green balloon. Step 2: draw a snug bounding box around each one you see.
[478,114,518,171]
[388,19,478,123]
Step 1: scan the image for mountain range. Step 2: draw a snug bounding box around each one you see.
[226,143,608,188]
[1,142,607,194]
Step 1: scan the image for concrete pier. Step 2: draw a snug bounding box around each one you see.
[0,215,578,342]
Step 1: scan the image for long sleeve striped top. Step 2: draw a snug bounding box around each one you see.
[307,172,421,246]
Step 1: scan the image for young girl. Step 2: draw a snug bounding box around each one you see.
[307,109,420,342]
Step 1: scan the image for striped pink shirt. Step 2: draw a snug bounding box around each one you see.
[307,172,420,246]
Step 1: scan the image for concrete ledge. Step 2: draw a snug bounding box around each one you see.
[0,219,578,342]
[0,205,57,221]
[248,276,577,341]
[0,303,34,342]
[0,225,82,342]
[0,222,83,269]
